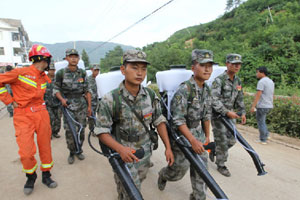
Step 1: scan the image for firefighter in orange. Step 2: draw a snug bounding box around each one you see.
[0,44,57,195]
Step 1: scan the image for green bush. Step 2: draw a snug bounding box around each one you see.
[244,94,300,138]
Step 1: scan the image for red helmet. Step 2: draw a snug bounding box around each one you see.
[28,44,52,61]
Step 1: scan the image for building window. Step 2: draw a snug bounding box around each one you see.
[12,32,20,41]
[13,48,22,56]
[0,47,5,55]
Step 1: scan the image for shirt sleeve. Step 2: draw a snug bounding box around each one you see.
[152,93,166,127]
[94,95,113,135]
[53,70,63,95]
[211,78,229,116]
[171,85,189,128]
[0,69,19,105]
[257,79,264,91]
[203,91,212,121]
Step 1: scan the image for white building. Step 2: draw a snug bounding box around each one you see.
[0,18,30,68]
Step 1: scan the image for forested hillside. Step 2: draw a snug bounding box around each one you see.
[142,0,300,89]
[35,41,134,63]
[100,0,300,91]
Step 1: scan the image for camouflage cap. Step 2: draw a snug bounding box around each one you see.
[110,66,120,71]
[49,61,55,70]
[226,53,242,63]
[66,49,79,56]
[123,50,150,64]
[93,65,100,70]
[192,49,214,64]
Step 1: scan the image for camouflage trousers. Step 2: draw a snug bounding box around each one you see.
[159,140,208,200]
[47,106,62,136]
[211,117,236,167]
[6,103,13,117]
[114,143,152,200]
[62,98,87,154]
[87,104,97,132]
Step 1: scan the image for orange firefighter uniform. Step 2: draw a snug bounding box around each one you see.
[0,65,53,174]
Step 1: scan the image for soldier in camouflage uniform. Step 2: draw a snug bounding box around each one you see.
[211,53,246,177]
[53,49,92,164]
[44,63,62,138]
[158,49,213,200]
[87,65,100,134]
[95,50,174,200]
[5,65,14,117]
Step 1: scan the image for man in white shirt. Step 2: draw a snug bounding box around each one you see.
[250,66,274,144]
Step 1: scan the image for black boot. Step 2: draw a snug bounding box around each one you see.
[24,172,37,195]
[42,171,57,188]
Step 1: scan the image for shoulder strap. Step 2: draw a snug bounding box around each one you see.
[144,87,155,105]
[79,68,86,79]
[185,80,194,105]
[112,88,121,142]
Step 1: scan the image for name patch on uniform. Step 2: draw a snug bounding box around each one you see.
[236,85,242,91]
[144,112,152,120]
[77,78,84,83]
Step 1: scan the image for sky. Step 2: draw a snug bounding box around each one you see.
[1,0,227,48]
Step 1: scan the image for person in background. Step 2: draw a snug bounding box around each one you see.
[87,65,100,135]
[250,66,274,144]
[210,53,246,177]
[44,62,62,139]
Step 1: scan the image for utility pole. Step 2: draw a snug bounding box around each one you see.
[268,6,273,23]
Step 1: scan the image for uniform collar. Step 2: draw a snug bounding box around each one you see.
[66,66,79,73]
[223,71,238,82]
[30,65,50,81]
[190,75,206,90]
[119,81,146,101]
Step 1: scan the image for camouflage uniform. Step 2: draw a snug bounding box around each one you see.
[5,84,14,117]
[95,81,166,200]
[45,77,62,137]
[87,70,99,133]
[211,54,246,169]
[159,75,212,200]
[53,65,90,154]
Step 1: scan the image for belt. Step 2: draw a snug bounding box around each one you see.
[64,93,84,98]
[120,132,147,142]
[15,103,47,113]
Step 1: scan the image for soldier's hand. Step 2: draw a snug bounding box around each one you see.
[250,107,255,113]
[165,148,174,166]
[226,111,239,119]
[12,101,18,108]
[118,146,139,163]
[87,107,92,117]
[241,114,246,125]
[190,138,205,154]
[61,99,68,107]
[205,137,210,144]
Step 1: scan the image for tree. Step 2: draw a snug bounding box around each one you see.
[226,0,243,11]
[81,49,90,69]
[99,46,124,72]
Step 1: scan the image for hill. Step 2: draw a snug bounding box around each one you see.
[34,41,134,63]
[140,0,300,91]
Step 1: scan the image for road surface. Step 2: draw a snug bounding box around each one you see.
[0,106,299,200]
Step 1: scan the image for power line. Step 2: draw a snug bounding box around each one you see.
[88,0,175,54]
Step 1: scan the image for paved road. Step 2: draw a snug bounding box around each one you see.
[0,110,299,200]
